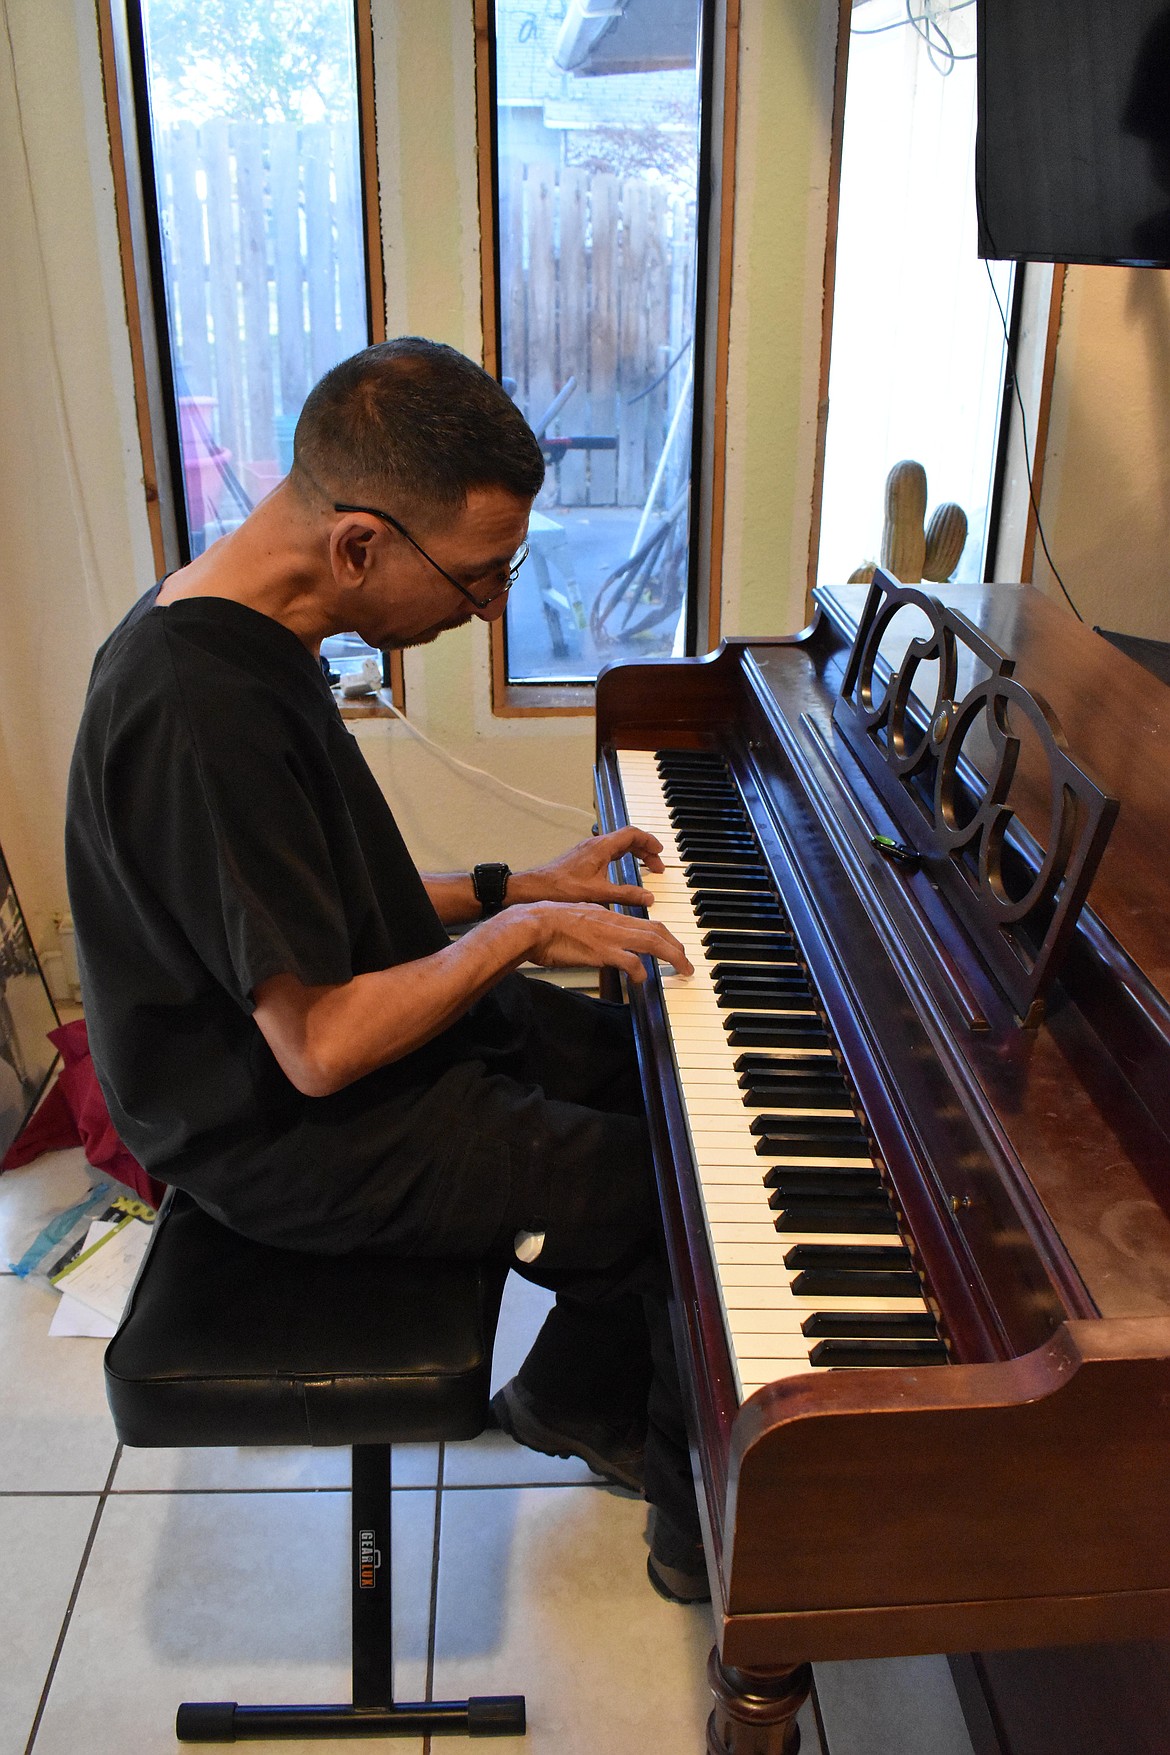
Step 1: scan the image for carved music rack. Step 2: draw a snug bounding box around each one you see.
[831,570,1119,1024]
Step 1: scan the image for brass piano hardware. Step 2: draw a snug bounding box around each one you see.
[833,570,1120,1025]
[951,1193,974,1213]
[930,700,955,744]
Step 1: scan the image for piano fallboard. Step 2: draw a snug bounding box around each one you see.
[593,583,1170,1674]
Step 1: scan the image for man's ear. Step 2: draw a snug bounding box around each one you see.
[329,514,379,587]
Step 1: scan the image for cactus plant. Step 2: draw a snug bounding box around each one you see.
[923,502,969,582]
[848,460,970,588]
[881,460,928,583]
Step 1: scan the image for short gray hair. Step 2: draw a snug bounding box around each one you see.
[292,337,545,528]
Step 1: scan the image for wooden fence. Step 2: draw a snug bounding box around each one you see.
[501,160,697,509]
[155,124,696,516]
[155,118,367,499]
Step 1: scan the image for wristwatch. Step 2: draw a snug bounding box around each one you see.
[472,862,511,917]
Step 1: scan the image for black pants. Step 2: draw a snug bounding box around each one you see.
[366,977,700,1543]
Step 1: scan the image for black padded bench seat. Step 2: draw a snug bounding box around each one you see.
[104,1188,525,1742]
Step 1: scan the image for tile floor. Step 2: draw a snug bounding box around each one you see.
[0,1149,977,1755]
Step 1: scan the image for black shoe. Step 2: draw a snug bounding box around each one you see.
[646,1508,711,1604]
[490,1378,645,1493]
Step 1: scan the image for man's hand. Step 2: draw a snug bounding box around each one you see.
[253,893,693,1098]
[509,826,665,911]
[518,900,693,983]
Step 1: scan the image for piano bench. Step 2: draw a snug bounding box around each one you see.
[103,1188,525,1744]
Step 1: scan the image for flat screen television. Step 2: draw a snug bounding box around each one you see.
[976,0,1170,266]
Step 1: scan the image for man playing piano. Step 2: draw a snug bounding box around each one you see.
[65,338,710,1602]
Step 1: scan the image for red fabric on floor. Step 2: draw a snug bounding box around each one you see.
[1,1019,165,1208]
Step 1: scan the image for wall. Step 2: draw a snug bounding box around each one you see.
[0,0,155,938]
[720,0,841,640]
[0,0,843,946]
[1034,264,1170,641]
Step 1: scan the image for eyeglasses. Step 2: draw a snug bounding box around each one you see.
[333,502,529,609]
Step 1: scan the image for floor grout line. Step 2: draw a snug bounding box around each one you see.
[0,1486,123,1497]
[23,1444,123,1755]
[810,1667,831,1755]
[422,1441,446,1755]
[0,1475,616,1498]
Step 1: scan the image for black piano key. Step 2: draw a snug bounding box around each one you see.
[773,1204,899,1234]
[801,1311,940,1339]
[676,838,759,860]
[687,851,769,868]
[742,1080,851,1107]
[764,1168,886,1196]
[673,824,754,845]
[676,826,755,843]
[704,933,796,960]
[730,1020,832,1048]
[661,774,730,786]
[655,750,727,769]
[718,990,817,1014]
[750,1116,870,1144]
[790,1268,922,1298]
[739,1055,845,1076]
[696,897,787,918]
[694,887,781,907]
[807,1339,948,1368]
[712,963,807,984]
[698,911,789,933]
[715,982,813,1010]
[734,1051,834,1077]
[717,977,813,998]
[666,810,750,831]
[685,867,772,891]
[784,1243,912,1272]
[663,788,741,808]
[756,1137,873,1161]
[751,1109,864,1132]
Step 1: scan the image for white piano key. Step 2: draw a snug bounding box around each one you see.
[614,749,939,1404]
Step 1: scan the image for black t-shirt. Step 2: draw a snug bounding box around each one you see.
[65,588,524,1247]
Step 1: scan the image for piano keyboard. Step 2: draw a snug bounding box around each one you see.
[615,747,948,1400]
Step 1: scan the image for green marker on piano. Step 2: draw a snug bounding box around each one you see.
[870,834,920,870]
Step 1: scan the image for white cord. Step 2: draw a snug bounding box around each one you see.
[381,699,595,824]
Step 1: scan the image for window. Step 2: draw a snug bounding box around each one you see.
[489,0,708,689]
[817,0,1014,590]
[122,0,394,689]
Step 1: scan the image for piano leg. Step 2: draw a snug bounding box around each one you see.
[706,1649,811,1754]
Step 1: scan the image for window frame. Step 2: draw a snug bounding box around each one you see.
[475,0,737,715]
[807,0,1064,610]
[95,0,405,710]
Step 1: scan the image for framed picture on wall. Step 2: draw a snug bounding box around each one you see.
[0,844,59,1160]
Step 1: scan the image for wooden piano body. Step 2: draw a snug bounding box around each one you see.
[593,578,1170,1751]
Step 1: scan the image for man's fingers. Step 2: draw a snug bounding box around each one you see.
[527,900,692,978]
[599,824,665,873]
[606,883,655,907]
[648,929,693,977]
[621,917,693,977]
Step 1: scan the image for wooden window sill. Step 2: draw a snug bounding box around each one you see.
[491,680,596,718]
[336,688,399,721]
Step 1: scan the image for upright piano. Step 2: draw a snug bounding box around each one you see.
[593,572,1170,1755]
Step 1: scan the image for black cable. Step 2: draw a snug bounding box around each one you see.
[907,0,956,76]
[983,259,1083,622]
[852,0,976,40]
